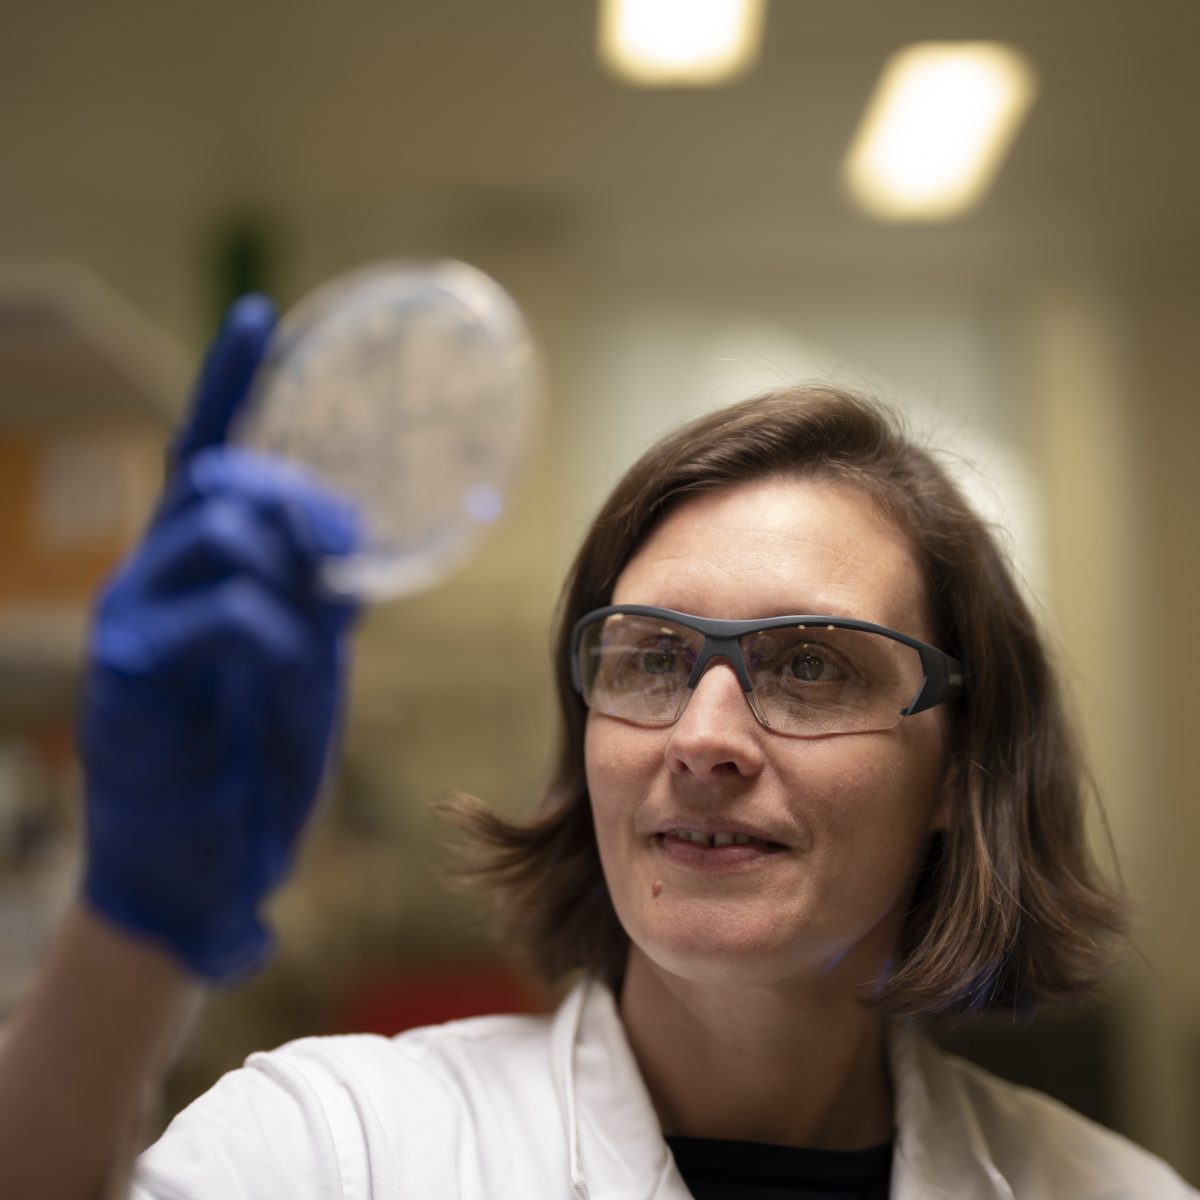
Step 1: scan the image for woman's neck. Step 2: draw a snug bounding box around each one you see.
[617,949,893,1150]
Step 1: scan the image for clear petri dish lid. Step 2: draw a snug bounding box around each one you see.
[234,259,543,601]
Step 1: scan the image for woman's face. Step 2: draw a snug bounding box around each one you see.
[584,475,952,992]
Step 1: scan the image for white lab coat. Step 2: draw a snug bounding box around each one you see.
[133,976,1196,1199]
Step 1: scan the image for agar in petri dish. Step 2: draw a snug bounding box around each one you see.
[234,259,543,601]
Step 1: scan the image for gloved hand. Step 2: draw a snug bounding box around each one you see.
[79,295,362,981]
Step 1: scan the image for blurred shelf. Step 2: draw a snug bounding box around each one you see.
[0,608,88,725]
[0,263,180,726]
[0,261,184,431]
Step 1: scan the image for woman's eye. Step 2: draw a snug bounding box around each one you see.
[620,635,692,678]
[787,648,846,683]
[638,649,679,675]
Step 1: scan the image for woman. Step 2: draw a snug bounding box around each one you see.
[0,298,1193,1198]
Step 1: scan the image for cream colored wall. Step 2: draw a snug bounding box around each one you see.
[1122,283,1200,1171]
[1017,278,1198,1171]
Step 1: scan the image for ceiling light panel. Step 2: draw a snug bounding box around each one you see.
[843,42,1037,222]
[598,0,766,87]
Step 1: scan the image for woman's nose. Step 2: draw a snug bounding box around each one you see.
[664,659,766,779]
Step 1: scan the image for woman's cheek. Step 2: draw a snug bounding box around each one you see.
[585,720,646,861]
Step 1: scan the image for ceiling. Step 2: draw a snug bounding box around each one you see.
[1,2,1198,281]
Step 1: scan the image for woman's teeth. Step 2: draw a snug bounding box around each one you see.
[667,829,756,847]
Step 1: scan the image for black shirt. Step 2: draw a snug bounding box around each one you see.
[665,1135,892,1200]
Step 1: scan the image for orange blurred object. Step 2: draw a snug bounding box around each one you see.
[331,963,551,1036]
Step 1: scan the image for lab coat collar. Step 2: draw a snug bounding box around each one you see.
[552,977,694,1199]
[551,977,1013,1200]
[888,1020,1014,1199]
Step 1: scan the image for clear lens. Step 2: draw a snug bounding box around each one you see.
[578,612,701,724]
[741,624,921,735]
[577,613,926,737]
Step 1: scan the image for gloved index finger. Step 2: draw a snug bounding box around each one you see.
[170,294,279,468]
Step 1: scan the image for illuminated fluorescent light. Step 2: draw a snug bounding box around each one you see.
[843,42,1037,221]
[598,0,766,87]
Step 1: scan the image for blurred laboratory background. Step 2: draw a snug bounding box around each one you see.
[0,0,1197,1183]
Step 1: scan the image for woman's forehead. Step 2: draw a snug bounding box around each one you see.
[613,477,933,635]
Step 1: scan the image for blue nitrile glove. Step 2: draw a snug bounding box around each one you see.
[79,295,362,981]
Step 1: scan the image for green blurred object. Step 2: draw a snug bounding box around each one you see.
[211,216,278,324]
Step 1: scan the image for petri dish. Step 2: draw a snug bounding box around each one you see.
[234,259,542,601]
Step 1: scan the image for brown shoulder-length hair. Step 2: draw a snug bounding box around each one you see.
[438,386,1128,1018]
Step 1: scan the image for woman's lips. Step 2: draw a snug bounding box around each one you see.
[653,831,788,871]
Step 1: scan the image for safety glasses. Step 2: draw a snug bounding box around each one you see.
[570,605,964,738]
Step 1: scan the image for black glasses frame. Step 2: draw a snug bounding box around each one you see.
[570,604,965,725]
